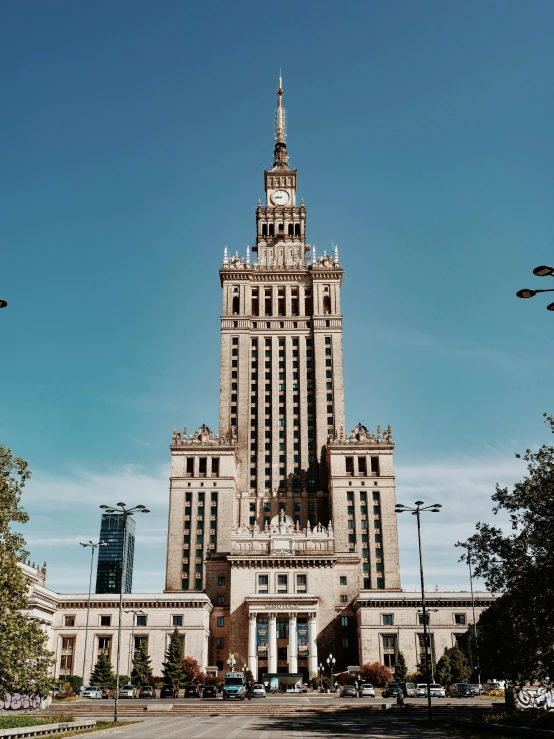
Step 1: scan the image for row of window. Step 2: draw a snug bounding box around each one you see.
[381,613,468,626]
[345,456,380,476]
[256,573,307,594]
[184,458,219,477]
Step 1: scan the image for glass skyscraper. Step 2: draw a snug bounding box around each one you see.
[95,513,135,594]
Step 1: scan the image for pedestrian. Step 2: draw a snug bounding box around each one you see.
[396,691,405,709]
[247,681,252,700]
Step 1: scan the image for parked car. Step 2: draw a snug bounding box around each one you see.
[448,683,476,698]
[382,682,403,698]
[398,682,416,698]
[416,684,428,697]
[428,684,446,698]
[470,683,484,695]
[286,686,302,693]
[184,685,200,698]
[487,682,505,692]
[161,684,179,698]
[359,683,375,697]
[119,684,138,699]
[139,686,156,698]
[202,685,218,699]
[251,683,266,698]
[341,685,357,697]
[83,687,103,700]
[100,686,115,699]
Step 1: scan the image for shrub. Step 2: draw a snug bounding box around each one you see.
[358,662,392,687]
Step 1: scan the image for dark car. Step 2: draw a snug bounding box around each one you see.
[184,685,200,698]
[161,684,179,698]
[341,685,357,697]
[382,682,403,698]
[448,683,476,698]
[202,685,218,699]
[139,686,156,698]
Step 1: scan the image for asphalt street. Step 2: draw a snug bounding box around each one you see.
[93,714,456,738]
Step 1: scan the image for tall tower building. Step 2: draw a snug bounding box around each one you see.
[96,513,135,594]
[165,78,400,682]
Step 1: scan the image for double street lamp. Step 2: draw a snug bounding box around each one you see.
[99,502,149,723]
[516,265,554,310]
[79,540,107,685]
[326,653,336,691]
[396,501,441,722]
[227,653,236,671]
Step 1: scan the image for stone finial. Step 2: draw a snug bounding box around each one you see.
[300,198,304,206]
[334,244,339,265]
[223,246,228,265]
[312,245,316,264]
[258,198,261,207]
[246,245,250,266]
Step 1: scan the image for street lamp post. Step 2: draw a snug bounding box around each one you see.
[79,540,107,685]
[124,609,145,678]
[99,503,150,723]
[318,662,324,692]
[396,501,441,722]
[467,548,482,691]
[516,265,554,310]
[326,653,336,691]
[227,653,236,672]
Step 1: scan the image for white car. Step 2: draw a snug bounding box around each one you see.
[82,686,102,699]
[119,684,137,699]
[416,684,428,697]
[286,686,302,693]
[252,683,266,698]
[428,684,446,698]
[359,683,375,697]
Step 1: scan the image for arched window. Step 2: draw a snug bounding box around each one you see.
[288,224,293,236]
[232,296,240,315]
[269,224,274,236]
[323,296,331,314]
[294,223,300,236]
[262,224,268,237]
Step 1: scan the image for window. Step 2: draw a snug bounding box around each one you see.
[100,615,111,627]
[363,578,371,589]
[97,636,111,656]
[455,614,466,625]
[258,574,269,593]
[296,574,307,592]
[136,615,147,626]
[276,618,289,639]
[383,635,396,649]
[217,616,225,627]
[347,491,354,501]
[217,595,224,604]
[382,614,393,625]
[217,638,224,649]
[342,637,349,648]
[64,615,75,627]
[277,574,288,593]
[218,576,226,586]
[377,578,385,589]
[172,615,183,626]
[340,616,349,627]
[340,595,348,603]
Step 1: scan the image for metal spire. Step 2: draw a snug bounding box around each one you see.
[273,75,289,170]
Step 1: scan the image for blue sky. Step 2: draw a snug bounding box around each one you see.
[2,0,553,593]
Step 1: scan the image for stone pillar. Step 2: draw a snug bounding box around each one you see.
[268,613,277,674]
[308,612,318,677]
[248,613,257,680]
[289,612,298,674]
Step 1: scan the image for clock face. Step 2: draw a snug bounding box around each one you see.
[271,189,290,206]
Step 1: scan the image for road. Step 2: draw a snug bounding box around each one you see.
[93,713,455,738]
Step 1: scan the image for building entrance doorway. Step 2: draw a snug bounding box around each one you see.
[262,673,304,693]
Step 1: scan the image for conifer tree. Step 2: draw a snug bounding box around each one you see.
[0,447,53,699]
[162,628,183,687]
[435,651,452,686]
[90,653,115,686]
[393,651,408,682]
[449,646,471,683]
[131,641,152,688]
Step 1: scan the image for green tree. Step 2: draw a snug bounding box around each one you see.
[358,662,392,687]
[393,652,408,682]
[162,628,183,686]
[90,653,115,686]
[449,647,471,683]
[435,651,452,686]
[0,447,53,699]
[458,414,554,680]
[131,642,152,688]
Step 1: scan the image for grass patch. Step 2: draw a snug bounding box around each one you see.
[50,721,139,738]
[0,714,74,730]
[429,722,513,739]
[475,694,504,701]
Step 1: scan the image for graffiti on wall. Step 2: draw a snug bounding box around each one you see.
[0,693,41,710]
[517,688,554,711]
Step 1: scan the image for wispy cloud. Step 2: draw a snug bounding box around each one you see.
[18,453,526,595]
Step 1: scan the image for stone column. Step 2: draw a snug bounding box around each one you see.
[268,613,277,674]
[308,612,318,677]
[248,613,257,680]
[289,612,298,674]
